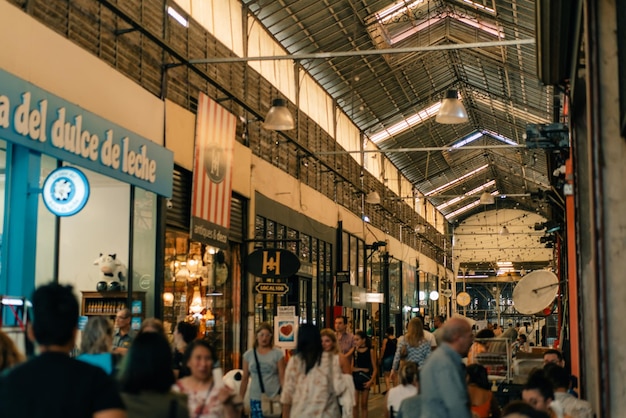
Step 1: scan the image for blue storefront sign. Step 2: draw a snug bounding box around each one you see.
[42,166,90,216]
[0,69,173,196]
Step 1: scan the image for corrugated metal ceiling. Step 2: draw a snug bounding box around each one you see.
[242,0,557,222]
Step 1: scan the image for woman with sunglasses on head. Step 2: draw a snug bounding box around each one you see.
[240,322,285,418]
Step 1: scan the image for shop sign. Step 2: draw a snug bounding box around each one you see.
[0,69,173,197]
[246,248,301,279]
[42,167,90,216]
[341,283,367,309]
[255,282,289,295]
[278,306,296,316]
[336,271,350,283]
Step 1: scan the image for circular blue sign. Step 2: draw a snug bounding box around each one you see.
[42,167,90,216]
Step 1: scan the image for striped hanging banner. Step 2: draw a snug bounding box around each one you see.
[190,93,236,249]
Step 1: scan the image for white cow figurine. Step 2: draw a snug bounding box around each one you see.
[93,253,127,282]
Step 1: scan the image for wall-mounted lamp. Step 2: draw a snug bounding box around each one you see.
[429,290,440,301]
[435,90,468,124]
[499,225,510,235]
[262,99,295,130]
[479,191,495,205]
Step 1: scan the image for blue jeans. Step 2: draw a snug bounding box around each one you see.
[250,399,263,418]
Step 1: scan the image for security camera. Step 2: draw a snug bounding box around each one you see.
[166,199,173,209]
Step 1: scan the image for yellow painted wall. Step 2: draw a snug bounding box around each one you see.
[165,100,195,170]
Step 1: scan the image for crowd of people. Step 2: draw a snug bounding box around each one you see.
[0,283,594,418]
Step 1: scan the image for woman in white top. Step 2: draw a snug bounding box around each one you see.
[173,340,240,418]
[385,361,419,418]
[281,324,347,418]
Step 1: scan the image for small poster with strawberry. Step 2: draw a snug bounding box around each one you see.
[274,317,298,349]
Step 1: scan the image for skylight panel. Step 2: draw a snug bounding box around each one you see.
[369,102,442,144]
[425,164,489,197]
[436,180,495,211]
[454,16,503,38]
[449,130,519,150]
[445,191,499,219]
[376,0,425,23]
[483,130,518,146]
[461,0,496,14]
[167,6,189,27]
[450,131,484,149]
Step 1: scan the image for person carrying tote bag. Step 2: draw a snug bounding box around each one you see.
[240,323,285,418]
[254,349,282,418]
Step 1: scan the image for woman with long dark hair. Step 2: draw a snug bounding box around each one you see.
[172,321,198,379]
[280,324,347,417]
[119,332,189,418]
[467,363,500,418]
[379,326,397,390]
[352,330,377,418]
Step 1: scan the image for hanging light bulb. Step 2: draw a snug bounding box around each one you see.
[163,292,174,306]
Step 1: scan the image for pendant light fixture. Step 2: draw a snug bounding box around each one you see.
[365,191,381,204]
[435,89,469,124]
[262,98,295,130]
[479,191,495,205]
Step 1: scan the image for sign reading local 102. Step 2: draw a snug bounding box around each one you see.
[42,167,90,216]
[0,69,173,197]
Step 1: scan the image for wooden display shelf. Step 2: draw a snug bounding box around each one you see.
[81,291,146,318]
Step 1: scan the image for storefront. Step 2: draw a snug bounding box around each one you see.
[162,165,246,370]
[0,68,173,327]
[252,192,335,329]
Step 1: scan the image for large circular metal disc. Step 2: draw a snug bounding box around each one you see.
[513,270,559,314]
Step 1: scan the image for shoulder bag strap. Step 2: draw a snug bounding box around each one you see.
[253,348,266,394]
